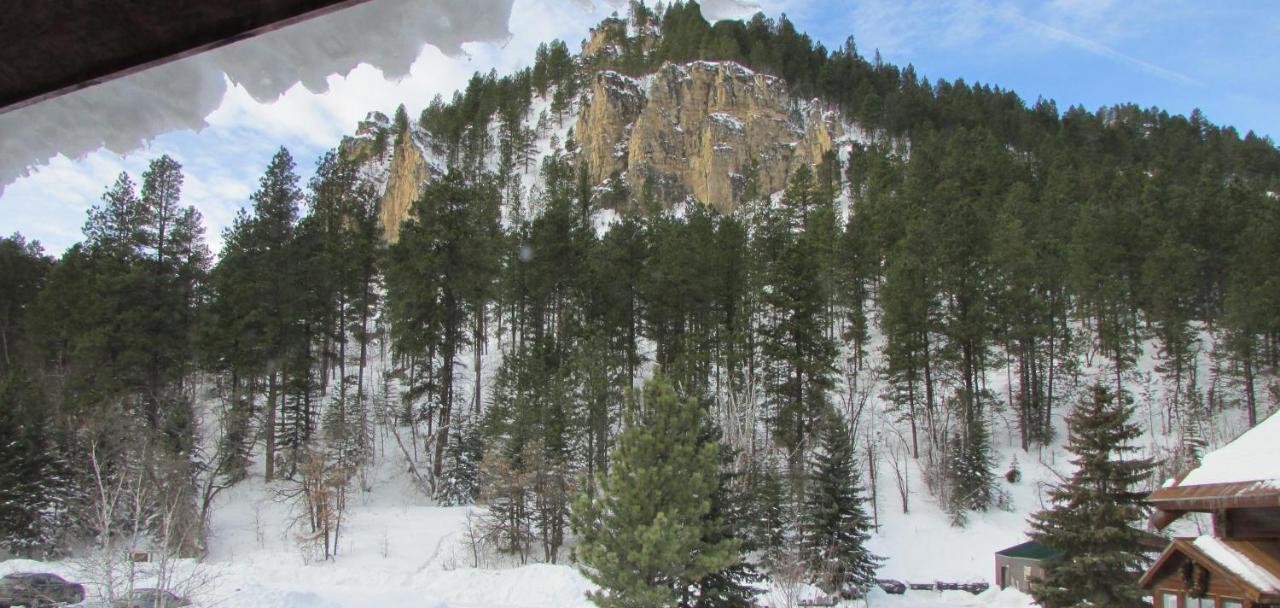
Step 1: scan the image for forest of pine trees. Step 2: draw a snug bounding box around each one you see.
[2,1,1279,604]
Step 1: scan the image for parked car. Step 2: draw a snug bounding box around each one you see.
[876,578,907,594]
[0,572,86,607]
[110,589,190,608]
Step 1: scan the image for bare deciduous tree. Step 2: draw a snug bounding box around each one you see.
[280,445,352,562]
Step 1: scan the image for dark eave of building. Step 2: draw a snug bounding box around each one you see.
[1149,481,1280,531]
[0,0,373,114]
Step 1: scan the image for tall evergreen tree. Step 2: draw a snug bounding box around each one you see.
[245,147,304,481]
[1029,384,1154,608]
[689,421,763,608]
[571,375,742,608]
[799,412,880,596]
[386,170,501,481]
[0,234,51,374]
[757,167,838,458]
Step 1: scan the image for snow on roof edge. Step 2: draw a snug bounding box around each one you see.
[1178,410,1280,487]
[1192,536,1280,594]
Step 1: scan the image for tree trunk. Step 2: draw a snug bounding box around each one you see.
[907,375,919,460]
[357,287,370,451]
[923,331,937,451]
[434,337,457,482]
[265,371,278,482]
[1244,351,1257,428]
[473,309,484,416]
[1046,311,1058,443]
[1018,349,1030,452]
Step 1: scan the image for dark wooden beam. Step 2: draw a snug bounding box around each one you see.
[0,0,373,114]
[1149,481,1280,513]
[1150,508,1186,532]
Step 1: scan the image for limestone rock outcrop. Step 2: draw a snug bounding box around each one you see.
[576,61,846,212]
[340,112,435,243]
[576,70,646,187]
[351,59,851,241]
[378,133,432,242]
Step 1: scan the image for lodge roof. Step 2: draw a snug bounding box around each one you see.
[1140,536,1280,604]
[1148,411,1280,529]
[1179,411,1280,487]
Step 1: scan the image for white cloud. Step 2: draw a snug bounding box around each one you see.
[835,0,1198,88]
[0,0,520,194]
[699,0,765,22]
[997,7,1201,87]
[0,0,618,253]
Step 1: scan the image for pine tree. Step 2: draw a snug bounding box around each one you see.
[757,167,839,457]
[0,234,51,374]
[1028,383,1154,608]
[0,368,78,557]
[945,418,995,527]
[571,375,742,608]
[690,422,763,608]
[245,147,304,482]
[437,416,484,506]
[877,213,936,461]
[387,169,502,481]
[798,412,880,596]
[748,456,788,567]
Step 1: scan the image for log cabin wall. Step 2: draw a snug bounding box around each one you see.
[1225,508,1280,541]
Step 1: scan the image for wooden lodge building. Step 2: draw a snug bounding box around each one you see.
[1139,412,1280,608]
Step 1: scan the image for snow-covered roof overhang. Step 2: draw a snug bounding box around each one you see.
[0,0,376,114]
[1148,411,1280,527]
[1180,411,1280,487]
[0,0,517,193]
[1150,481,1280,513]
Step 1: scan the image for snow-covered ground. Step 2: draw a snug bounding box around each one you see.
[0,433,1037,608]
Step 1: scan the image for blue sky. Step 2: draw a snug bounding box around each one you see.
[2,0,1277,254]
[785,0,1279,138]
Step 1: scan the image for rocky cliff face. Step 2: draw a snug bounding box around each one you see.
[576,61,847,212]
[378,133,432,242]
[351,59,852,241]
[341,112,436,243]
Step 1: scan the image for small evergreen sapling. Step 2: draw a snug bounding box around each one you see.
[437,418,484,506]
